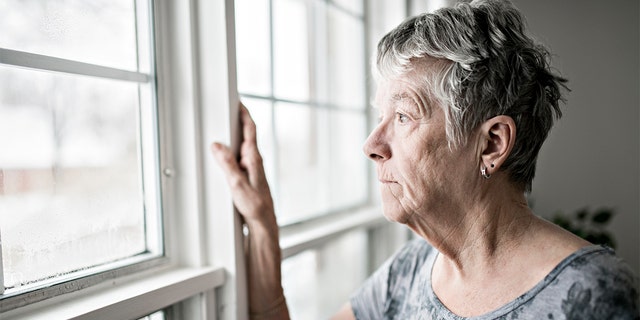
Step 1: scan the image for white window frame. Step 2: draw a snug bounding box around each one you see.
[2,0,244,319]
[2,0,414,318]
[0,0,165,308]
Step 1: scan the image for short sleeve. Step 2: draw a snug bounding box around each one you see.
[349,239,435,320]
[349,254,393,320]
[569,249,640,319]
[529,246,640,320]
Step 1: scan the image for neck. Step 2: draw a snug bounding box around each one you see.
[406,179,536,276]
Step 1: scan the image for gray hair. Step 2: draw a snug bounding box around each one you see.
[375,0,567,192]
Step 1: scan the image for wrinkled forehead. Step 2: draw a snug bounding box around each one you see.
[372,61,443,116]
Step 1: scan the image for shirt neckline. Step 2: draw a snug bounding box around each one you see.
[422,244,609,319]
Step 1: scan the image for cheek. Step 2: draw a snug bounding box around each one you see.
[395,132,450,207]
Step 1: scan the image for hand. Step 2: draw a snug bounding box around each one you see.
[211,103,289,320]
[211,103,275,225]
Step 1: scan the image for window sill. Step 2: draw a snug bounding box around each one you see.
[3,266,226,320]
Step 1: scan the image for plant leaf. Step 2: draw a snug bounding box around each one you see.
[592,209,613,225]
[576,208,588,221]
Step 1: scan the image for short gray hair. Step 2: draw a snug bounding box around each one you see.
[375,0,567,192]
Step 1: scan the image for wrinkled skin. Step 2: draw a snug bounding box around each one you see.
[363,74,480,235]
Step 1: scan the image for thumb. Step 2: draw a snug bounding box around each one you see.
[210,142,248,189]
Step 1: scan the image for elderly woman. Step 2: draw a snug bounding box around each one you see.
[212,0,638,319]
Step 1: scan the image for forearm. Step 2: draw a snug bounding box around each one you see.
[211,105,291,319]
[244,214,290,319]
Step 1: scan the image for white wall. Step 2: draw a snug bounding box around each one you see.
[512,0,639,272]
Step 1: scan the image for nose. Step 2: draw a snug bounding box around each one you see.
[363,122,391,162]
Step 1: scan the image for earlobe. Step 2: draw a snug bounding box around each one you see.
[479,115,516,175]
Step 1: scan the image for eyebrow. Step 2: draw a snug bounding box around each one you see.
[369,93,410,111]
[392,91,432,118]
[391,92,410,102]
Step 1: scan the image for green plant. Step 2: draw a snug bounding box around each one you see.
[552,207,616,249]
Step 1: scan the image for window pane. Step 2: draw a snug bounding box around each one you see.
[327,6,366,109]
[235,0,271,96]
[328,110,368,209]
[282,230,369,319]
[0,0,141,71]
[138,310,166,320]
[275,103,330,223]
[274,105,367,223]
[0,66,154,289]
[331,0,363,16]
[236,0,370,224]
[273,0,310,101]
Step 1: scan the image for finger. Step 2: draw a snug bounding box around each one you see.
[239,103,257,145]
[240,142,267,188]
[238,104,267,187]
[210,142,251,192]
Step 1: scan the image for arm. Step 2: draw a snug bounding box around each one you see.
[211,104,290,319]
[212,103,357,319]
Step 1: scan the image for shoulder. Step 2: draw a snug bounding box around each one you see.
[560,245,638,290]
[547,245,639,319]
[350,238,437,320]
[365,237,435,289]
[385,238,435,286]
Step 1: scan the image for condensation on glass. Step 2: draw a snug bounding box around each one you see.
[0,0,162,293]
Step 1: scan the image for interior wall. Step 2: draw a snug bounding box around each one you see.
[512,0,639,272]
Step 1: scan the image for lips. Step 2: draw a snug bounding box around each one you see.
[377,174,398,184]
[377,170,397,184]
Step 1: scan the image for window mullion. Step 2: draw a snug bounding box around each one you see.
[0,48,150,83]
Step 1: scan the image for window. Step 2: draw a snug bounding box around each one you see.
[0,0,164,307]
[1,1,233,319]
[235,0,369,225]
[235,0,411,318]
[1,0,416,318]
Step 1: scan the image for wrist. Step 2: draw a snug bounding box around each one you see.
[243,209,278,234]
[249,293,288,319]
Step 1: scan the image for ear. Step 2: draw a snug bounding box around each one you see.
[478,115,516,175]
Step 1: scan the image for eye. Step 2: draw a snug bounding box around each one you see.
[396,112,409,124]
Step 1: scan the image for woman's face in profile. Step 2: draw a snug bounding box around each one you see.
[363,74,477,224]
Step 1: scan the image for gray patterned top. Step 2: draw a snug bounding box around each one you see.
[351,239,639,320]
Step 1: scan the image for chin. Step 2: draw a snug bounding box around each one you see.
[380,201,411,224]
[379,185,411,224]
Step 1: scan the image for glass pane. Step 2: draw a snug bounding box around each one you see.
[138,310,166,320]
[235,0,271,96]
[328,110,368,209]
[282,230,369,319]
[273,0,310,101]
[327,6,366,109]
[0,0,141,71]
[331,0,363,16]
[275,103,330,223]
[274,105,368,223]
[0,65,150,289]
